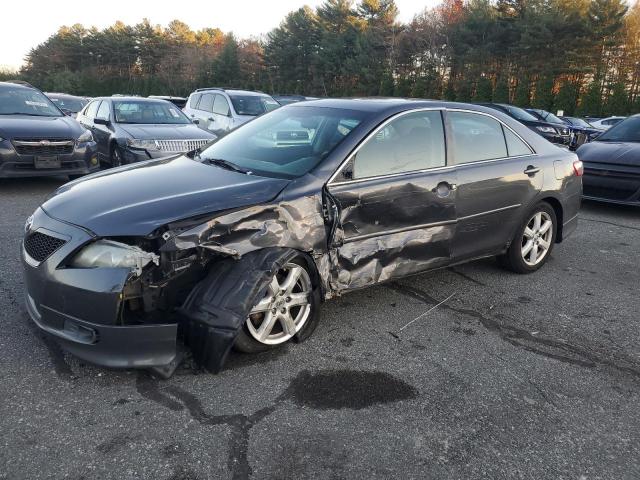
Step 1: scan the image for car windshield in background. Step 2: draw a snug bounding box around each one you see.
[113,101,190,124]
[198,106,364,179]
[503,105,538,122]
[566,117,593,128]
[533,109,564,124]
[596,116,640,142]
[49,96,87,112]
[229,95,280,116]
[0,86,62,117]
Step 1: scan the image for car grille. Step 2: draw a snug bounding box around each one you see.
[24,232,67,262]
[13,138,74,156]
[155,139,212,152]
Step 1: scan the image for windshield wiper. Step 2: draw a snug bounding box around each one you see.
[202,158,252,175]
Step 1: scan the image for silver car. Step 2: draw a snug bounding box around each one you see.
[183,88,280,137]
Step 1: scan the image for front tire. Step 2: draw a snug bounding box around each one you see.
[499,202,557,274]
[234,257,320,353]
[110,144,124,168]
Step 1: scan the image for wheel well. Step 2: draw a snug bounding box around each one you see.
[540,197,564,242]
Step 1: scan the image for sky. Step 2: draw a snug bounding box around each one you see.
[1,0,439,70]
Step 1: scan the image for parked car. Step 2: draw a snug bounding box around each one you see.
[22,99,582,376]
[560,116,604,145]
[272,94,318,105]
[0,81,98,178]
[148,95,187,109]
[76,96,215,167]
[477,103,570,146]
[525,108,575,147]
[589,116,626,130]
[184,87,280,137]
[44,93,89,118]
[577,114,640,205]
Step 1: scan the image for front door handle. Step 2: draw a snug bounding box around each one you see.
[524,165,540,176]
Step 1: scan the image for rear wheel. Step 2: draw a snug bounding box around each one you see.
[499,202,556,274]
[234,258,320,353]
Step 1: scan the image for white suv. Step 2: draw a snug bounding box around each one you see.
[183,88,280,136]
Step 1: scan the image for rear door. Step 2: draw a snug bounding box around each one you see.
[196,93,215,133]
[212,94,232,135]
[446,109,542,261]
[327,109,458,291]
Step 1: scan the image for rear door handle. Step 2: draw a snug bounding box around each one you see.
[524,165,540,176]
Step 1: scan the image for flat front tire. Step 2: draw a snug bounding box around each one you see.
[234,257,320,353]
[499,202,557,274]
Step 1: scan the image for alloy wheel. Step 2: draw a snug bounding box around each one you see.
[521,211,553,266]
[246,262,312,345]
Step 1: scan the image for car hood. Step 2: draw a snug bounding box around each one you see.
[118,123,215,140]
[0,115,84,139]
[577,141,640,167]
[41,155,290,236]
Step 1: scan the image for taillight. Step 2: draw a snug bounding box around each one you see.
[573,160,584,176]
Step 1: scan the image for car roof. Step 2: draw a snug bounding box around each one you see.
[0,81,35,91]
[96,96,171,103]
[291,97,491,114]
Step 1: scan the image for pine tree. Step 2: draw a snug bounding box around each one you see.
[577,81,603,116]
[605,81,629,115]
[554,81,579,115]
[493,77,510,103]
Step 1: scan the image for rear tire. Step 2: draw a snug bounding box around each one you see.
[498,202,557,274]
[234,257,321,353]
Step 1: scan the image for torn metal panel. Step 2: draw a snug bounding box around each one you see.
[178,248,301,373]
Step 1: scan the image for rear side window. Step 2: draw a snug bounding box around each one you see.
[504,128,532,156]
[449,112,507,163]
[189,93,201,109]
[198,94,214,112]
[84,100,100,120]
[213,94,230,116]
[352,110,446,180]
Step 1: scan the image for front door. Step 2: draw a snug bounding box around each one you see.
[93,101,113,161]
[327,109,458,291]
[445,110,543,260]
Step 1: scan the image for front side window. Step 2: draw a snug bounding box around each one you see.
[96,101,110,121]
[113,101,191,124]
[199,106,364,179]
[83,100,100,120]
[349,110,446,180]
[213,94,230,116]
[449,112,507,163]
[0,86,62,117]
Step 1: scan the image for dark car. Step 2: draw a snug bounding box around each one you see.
[525,108,574,146]
[559,116,604,148]
[76,96,216,167]
[576,114,640,205]
[44,93,89,118]
[22,99,582,376]
[148,95,187,109]
[0,82,98,178]
[478,103,570,146]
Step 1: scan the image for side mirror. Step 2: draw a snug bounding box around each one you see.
[60,108,73,116]
[192,118,200,125]
[94,118,109,126]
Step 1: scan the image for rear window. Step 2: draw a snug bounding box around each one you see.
[229,95,280,116]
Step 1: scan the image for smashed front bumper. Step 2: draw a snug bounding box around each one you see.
[21,208,178,369]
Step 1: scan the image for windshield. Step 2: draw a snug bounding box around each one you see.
[531,109,565,125]
[596,116,640,142]
[565,117,592,128]
[48,95,88,112]
[0,86,62,117]
[198,106,365,178]
[113,100,190,124]
[502,105,538,122]
[229,95,281,116]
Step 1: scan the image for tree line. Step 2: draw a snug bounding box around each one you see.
[7,0,640,116]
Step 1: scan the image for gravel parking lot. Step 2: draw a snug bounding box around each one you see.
[1,177,639,480]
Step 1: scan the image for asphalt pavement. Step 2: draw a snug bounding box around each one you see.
[1,176,639,480]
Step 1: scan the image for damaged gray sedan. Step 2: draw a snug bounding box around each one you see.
[22,99,583,376]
